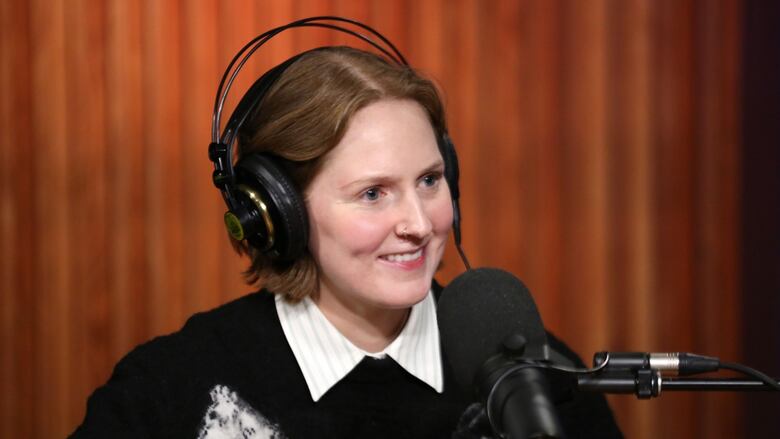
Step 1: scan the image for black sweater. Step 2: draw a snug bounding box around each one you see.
[71,290,622,438]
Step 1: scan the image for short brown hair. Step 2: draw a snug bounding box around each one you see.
[233,46,447,301]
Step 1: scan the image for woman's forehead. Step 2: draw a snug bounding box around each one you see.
[328,99,438,165]
[319,99,441,175]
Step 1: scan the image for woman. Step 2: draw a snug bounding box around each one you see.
[72,46,622,438]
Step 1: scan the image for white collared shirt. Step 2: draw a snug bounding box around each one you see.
[275,291,444,402]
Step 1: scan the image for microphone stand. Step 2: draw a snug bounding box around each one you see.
[662,377,780,391]
[485,360,779,438]
[564,351,780,398]
[577,372,780,398]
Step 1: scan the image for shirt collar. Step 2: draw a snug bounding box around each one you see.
[275,290,443,402]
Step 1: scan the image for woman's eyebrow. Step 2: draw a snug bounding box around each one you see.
[338,174,396,191]
[338,159,445,190]
[420,159,446,174]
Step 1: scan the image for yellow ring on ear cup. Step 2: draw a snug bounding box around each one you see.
[224,212,245,241]
[237,184,275,251]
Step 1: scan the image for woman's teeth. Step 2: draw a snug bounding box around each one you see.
[383,249,423,262]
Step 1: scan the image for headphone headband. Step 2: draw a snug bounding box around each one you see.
[208,16,470,268]
[212,16,408,143]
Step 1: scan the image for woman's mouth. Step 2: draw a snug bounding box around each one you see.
[380,248,424,264]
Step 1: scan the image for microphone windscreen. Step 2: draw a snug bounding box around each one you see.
[437,268,549,393]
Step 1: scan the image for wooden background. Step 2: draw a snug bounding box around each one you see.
[2,1,777,438]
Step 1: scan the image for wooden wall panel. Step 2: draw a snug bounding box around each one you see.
[558,0,611,357]
[30,0,70,436]
[180,0,219,321]
[517,0,565,331]
[142,0,185,336]
[65,0,110,427]
[0,1,753,438]
[691,0,743,436]
[439,0,480,280]
[105,0,147,361]
[477,0,525,274]
[605,1,656,435]
[653,3,701,437]
[1,2,36,438]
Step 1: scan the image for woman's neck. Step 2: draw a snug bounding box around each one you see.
[313,290,410,354]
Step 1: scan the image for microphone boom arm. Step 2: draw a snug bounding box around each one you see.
[577,373,780,398]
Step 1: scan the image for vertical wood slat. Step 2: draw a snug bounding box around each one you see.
[558,0,610,355]
[439,0,480,282]
[652,2,698,438]
[0,3,13,434]
[251,1,296,76]
[65,0,109,426]
[0,2,747,438]
[105,0,146,363]
[693,0,742,436]
[333,0,371,42]
[30,0,70,437]
[605,1,656,437]
[477,0,525,274]
[180,0,221,318]
[520,0,564,329]
[294,0,338,49]
[0,1,35,437]
[369,0,409,57]
[142,0,185,336]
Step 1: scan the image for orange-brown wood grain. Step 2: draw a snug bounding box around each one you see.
[603,1,657,436]
[691,0,743,436]
[558,0,611,357]
[0,2,749,437]
[477,0,525,275]
[181,0,222,319]
[518,0,564,332]
[30,0,71,436]
[652,2,698,437]
[142,0,185,337]
[105,0,148,364]
[64,0,111,427]
[1,1,36,437]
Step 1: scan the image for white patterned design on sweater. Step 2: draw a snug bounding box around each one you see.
[197,385,286,439]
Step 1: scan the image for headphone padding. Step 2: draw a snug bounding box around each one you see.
[235,154,309,260]
[438,132,460,201]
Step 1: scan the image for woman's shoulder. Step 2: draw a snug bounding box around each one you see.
[72,290,298,437]
[179,289,277,335]
[129,290,279,362]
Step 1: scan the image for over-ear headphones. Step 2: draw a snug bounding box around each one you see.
[209,16,469,267]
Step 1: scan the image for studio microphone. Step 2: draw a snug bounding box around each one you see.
[437,268,565,439]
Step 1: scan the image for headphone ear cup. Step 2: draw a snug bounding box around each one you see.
[234,154,309,261]
[438,132,460,202]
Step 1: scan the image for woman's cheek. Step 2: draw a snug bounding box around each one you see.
[430,195,454,235]
[336,213,393,254]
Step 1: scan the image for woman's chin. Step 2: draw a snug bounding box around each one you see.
[373,279,432,310]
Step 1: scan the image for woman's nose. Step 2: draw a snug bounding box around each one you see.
[395,194,433,240]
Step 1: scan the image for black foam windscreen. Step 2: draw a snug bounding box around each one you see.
[437,268,550,392]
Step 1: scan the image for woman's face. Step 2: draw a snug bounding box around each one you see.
[306,99,453,314]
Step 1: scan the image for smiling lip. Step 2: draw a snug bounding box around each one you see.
[379,247,425,270]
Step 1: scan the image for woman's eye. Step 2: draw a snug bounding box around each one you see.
[362,187,381,201]
[421,173,441,188]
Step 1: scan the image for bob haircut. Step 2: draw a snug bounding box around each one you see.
[233,46,448,301]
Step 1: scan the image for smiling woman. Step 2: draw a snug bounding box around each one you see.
[307,99,453,353]
[232,46,451,304]
[70,29,622,439]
